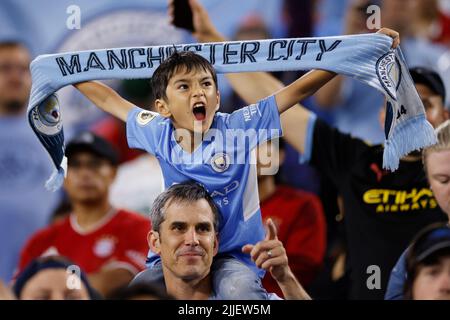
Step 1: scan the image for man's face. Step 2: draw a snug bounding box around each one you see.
[426,149,450,217]
[64,151,116,204]
[0,45,31,113]
[156,66,220,134]
[150,199,218,282]
[416,83,449,128]
[20,268,89,300]
[412,256,450,300]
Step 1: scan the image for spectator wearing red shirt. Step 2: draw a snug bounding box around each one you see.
[18,132,150,297]
[257,139,327,297]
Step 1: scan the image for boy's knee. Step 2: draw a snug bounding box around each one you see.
[212,257,268,300]
[216,274,266,300]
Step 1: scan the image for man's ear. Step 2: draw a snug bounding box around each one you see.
[444,109,450,120]
[148,230,161,255]
[155,99,172,118]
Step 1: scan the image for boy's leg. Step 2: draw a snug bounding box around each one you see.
[212,255,269,300]
[129,260,166,291]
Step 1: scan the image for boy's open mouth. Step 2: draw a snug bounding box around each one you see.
[192,102,206,121]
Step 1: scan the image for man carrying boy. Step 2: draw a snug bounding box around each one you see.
[136,181,311,300]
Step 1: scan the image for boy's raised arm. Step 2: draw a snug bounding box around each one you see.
[73,81,135,122]
[274,70,337,114]
[274,27,399,114]
[224,72,313,154]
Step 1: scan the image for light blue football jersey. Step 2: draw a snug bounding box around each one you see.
[126,95,282,276]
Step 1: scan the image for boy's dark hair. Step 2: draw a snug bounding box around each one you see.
[151,51,218,102]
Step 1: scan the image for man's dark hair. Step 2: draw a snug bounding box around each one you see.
[150,181,220,233]
[151,51,218,102]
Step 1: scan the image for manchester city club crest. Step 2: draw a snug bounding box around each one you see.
[30,94,63,135]
[376,52,402,101]
[210,153,231,173]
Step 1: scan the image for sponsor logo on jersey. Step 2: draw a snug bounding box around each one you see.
[242,103,259,122]
[363,187,437,213]
[210,180,239,197]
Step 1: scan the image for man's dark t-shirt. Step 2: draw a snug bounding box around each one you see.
[308,118,447,299]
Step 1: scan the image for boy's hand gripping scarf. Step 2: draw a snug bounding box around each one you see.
[27,34,436,191]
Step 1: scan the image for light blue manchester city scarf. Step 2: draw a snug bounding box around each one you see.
[27,34,437,191]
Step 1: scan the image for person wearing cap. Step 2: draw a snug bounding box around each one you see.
[403,223,450,300]
[16,131,151,298]
[13,256,99,300]
[386,119,450,299]
[133,181,311,300]
[408,67,449,129]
